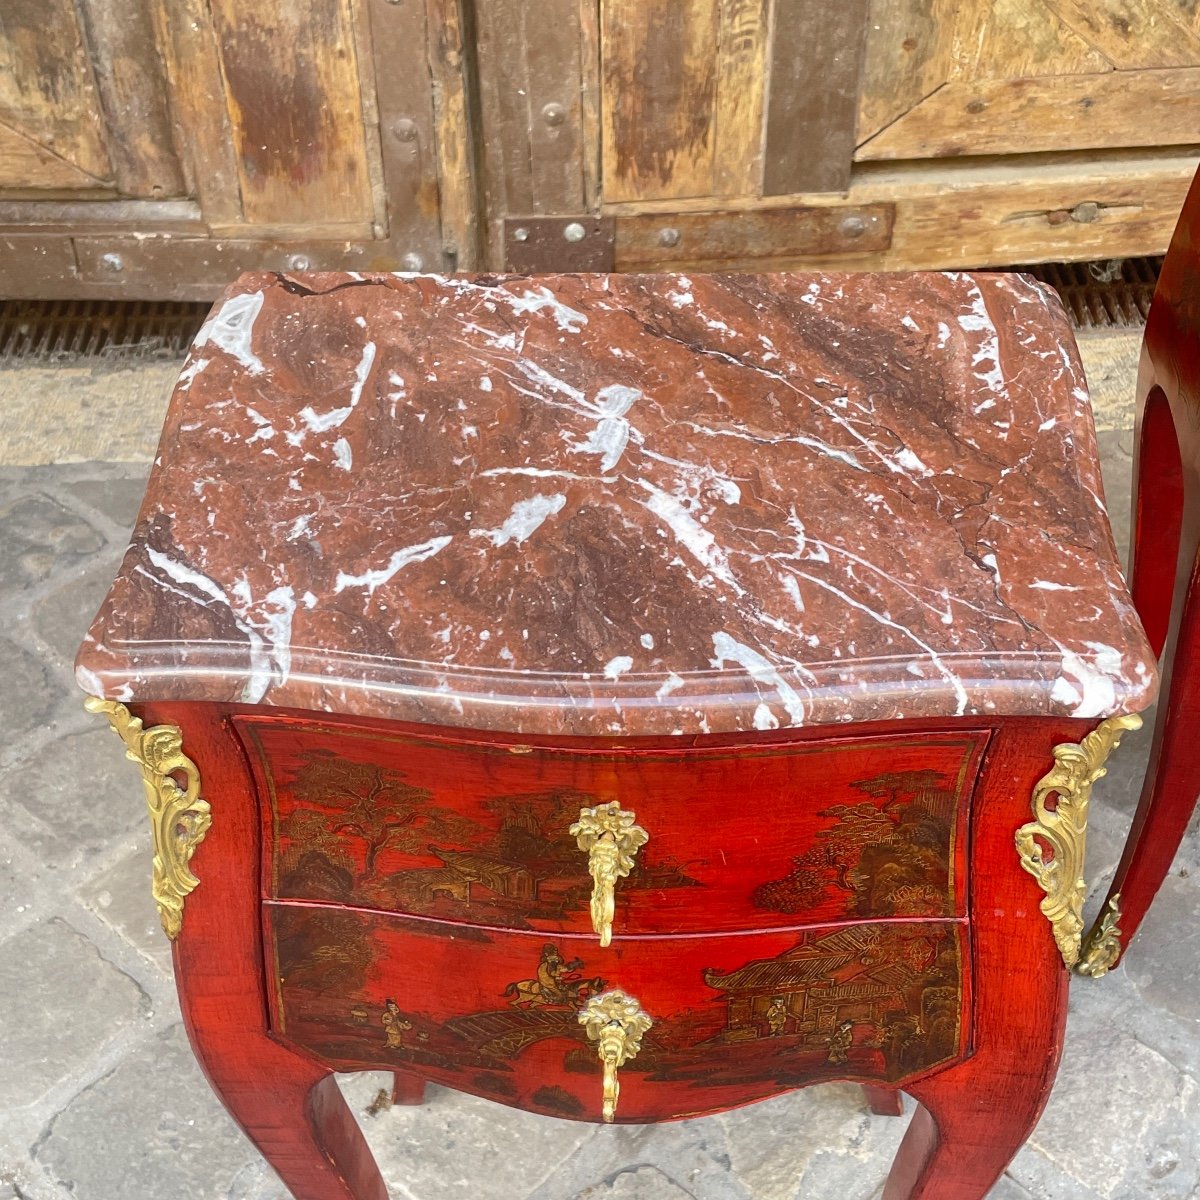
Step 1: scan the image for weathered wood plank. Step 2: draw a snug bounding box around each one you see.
[4,152,1197,296]
[763,0,869,195]
[860,0,1111,149]
[0,0,111,184]
[207,0,374,228]
[365,0,442,267]
[712,0,769,196]
[602,1,721,203]
[0,198,201,234]
[859,69,1200,161]
[579,0,603,210]
[1043,0,1200,70]
[203,219,381,241]
[72,235,380,299]
[0,123,107,192]
[862,153,1199,270]
[474,0,534,218]
[524,0,587,212]
[350,0,390,241]
[0,236,79,295]
[955,0,1112,80]
[475,0,585,218]
[76,0,186,197]
[152,0,242,225]
[857,0,957,145]
[611,152,1199,272]
[426,0,479,268]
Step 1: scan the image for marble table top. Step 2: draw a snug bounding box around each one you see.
[77,270,1157,736]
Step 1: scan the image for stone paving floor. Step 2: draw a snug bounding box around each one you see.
[2,344,1199,1199]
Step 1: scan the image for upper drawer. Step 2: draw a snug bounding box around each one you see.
[238,716,988,935]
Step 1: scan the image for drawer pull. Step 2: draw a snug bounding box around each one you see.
[570,802,648,946]
[578,989,653,1122]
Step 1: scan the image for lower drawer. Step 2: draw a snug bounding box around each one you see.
[265,903,971,1123]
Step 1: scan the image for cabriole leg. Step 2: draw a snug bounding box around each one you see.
[184,1036,388,1200]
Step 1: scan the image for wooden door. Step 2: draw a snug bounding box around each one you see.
[0,0,182,196]
[860,1,1200,162]
[2,0,1199,298]
[1,0,472,298]
[494,0,1196,274]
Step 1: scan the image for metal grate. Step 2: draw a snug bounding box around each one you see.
[0,299,210,363]
[1012,256,1161,331]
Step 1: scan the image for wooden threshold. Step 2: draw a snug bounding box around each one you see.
[605,149,1200,273]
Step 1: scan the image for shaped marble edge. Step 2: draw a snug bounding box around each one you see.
[74,269,1158,737]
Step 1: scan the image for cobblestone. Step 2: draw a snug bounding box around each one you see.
[1014,1025,1200,1199]
[0,833,37,925]
[0,494,103,594]
[0,638,58,746]
[1122,874,1200,1023]
[77,843,173,975]
[31,550,125,669]
[0,919,147,1111]
[34,1025,266,1200]
[340,1075,595,1200]
[525,1119,745,1200]
[62,475,149,532]
[571,1166,697,1199]
[3,726,145,871]
[717,1083,907,1200]
[1095,429,1133,564]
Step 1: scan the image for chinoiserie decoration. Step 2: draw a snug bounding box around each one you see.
[578,989,653,1122]
[85,697,211,939]
[569,802,649,947]
[1015,714,1142,972]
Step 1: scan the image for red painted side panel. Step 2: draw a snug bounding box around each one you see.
[237,716,988,934]
[265,902,971,1123]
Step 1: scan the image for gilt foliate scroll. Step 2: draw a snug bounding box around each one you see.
[85,698,210,939]
[1016,715,1141,972]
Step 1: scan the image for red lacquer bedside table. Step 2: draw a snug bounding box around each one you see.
[77,250,1198,1199]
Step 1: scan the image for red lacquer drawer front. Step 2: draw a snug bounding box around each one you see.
[265,902,971,1123]
[239,716,987,934]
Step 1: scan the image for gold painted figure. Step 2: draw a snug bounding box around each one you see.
[827,1020,854,1064]
[766,996,789,1036]
[382,999,412,1049]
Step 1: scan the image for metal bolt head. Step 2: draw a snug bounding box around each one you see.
[563,222,586,243]
[542,102,566,127]
[401,252,424,271]
[658,227,681,248]
[100,252,124,272]
[839,214,868,239]
[288,254,312,271]
[512,226,531,243]
[393,118,418,143]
